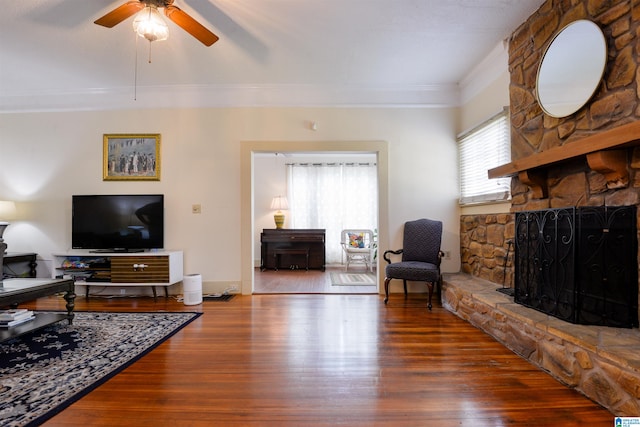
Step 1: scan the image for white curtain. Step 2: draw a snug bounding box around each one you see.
[288,162,378,264]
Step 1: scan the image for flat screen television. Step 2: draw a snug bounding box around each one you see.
[72,194,164,252]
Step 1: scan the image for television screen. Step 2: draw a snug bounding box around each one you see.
[72,194,164,252]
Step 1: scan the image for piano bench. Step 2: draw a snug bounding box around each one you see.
[274,248,310,270]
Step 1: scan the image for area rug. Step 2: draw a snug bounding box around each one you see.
[0,311,201,427]
[330,272,376,286]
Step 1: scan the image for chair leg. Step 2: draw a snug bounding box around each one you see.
[384,277,391,304]
[426,282,434,310]
[403,280,407,298]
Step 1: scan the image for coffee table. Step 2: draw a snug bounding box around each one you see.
[0,278,75,343]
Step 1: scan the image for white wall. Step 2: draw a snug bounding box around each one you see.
[0,107,460,293]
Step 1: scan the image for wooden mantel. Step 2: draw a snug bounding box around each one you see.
[488,121,640,198]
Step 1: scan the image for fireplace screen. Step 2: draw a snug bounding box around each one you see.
[515,206,638,328]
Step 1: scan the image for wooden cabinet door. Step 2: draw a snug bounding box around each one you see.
[110,256,170,283]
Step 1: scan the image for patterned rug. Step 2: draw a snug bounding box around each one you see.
[0,311,201,427]
[330,272,376,286]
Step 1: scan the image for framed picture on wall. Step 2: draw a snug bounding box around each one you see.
[103,134,161,181]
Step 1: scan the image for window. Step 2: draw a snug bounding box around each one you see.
[287,162,378,264]
[458,108,511,205]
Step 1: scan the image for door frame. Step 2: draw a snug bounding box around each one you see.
[240,140,389,295]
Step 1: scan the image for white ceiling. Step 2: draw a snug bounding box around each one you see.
[0,0,545,113]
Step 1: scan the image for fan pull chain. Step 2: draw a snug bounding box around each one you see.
[134,33,138,101]
[132,34,156,100]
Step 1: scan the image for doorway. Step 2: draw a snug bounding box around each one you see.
[240,141,389,295]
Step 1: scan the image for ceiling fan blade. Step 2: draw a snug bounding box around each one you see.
[165,5,219,46]
[94,1,145,28]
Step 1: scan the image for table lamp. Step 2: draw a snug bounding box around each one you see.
[270,196,289,229]
[0,200,17,254]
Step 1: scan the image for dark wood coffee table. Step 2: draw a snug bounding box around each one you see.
[0,278,75,343]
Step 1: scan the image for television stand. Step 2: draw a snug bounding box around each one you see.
[53,251,183,300]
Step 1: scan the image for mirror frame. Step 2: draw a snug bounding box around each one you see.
[535,19,607,118]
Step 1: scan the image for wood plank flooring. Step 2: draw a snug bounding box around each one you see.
[254,266,378,294]
[20,291,615,426]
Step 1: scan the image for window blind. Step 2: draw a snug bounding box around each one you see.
[458,109,511,205]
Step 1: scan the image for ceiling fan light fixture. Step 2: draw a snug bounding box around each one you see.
[133,5,169,42]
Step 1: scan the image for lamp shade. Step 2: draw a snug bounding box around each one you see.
[133,6,169,42]
[270,196,289,211]
[0,200,16,221]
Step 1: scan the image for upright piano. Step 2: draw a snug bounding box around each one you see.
[260,229,326,271]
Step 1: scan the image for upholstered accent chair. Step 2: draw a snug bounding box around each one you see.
[383,218,443,310]
[340,229,376,272]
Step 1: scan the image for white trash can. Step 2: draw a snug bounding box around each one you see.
[183,273,203,305]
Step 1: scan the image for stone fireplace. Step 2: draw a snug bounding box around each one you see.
[461,0,640,326]
[451,0,640,416]
[507,0,640,325]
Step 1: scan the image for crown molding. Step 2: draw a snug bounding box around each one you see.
[0,83,461,113]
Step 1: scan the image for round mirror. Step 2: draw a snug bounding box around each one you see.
[536,20,607,118]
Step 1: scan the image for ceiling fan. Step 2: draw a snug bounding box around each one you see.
[94,0,219,46]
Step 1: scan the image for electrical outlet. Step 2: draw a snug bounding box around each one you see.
[192,204,202,214]
[443,251,451,260]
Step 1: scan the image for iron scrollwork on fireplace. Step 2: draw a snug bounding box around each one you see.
[515,206,638,328]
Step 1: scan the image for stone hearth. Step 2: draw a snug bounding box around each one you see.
[442,273,640,416]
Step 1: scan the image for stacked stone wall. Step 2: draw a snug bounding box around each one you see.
[509,0,637,165]
[459,214,516,287]
[508,0,640,211]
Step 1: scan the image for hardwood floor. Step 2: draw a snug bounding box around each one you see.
[21,292,614,426]
[253,265,378,294]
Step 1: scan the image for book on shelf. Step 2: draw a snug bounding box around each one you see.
[0,315,36,328]
[0,309,34,321]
